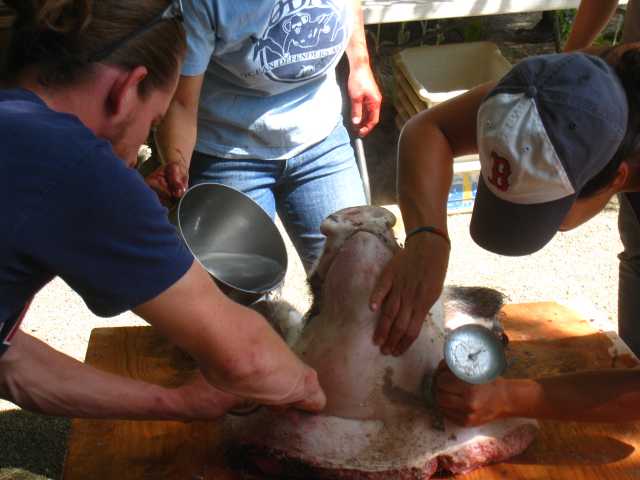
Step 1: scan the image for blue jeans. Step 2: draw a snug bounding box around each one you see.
[189,122,367,273]
[618,192,640,356]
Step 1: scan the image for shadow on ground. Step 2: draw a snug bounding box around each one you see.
[0,410,69,480]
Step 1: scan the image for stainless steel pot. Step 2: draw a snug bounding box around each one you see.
[173,183,288,306]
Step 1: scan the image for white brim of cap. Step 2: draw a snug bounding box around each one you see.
[470,176,576,256]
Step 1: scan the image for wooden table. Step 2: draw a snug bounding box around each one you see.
[362,0,629,25]
[64,302,640,479]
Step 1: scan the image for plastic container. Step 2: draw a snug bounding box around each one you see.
[395,86,419,118]
[394,69,427,113]
[394,95,412,126]
[394,41,512,108]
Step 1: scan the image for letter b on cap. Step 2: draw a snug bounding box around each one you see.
[488,152,512,192]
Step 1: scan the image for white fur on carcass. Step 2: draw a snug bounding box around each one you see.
[232,206,538,479]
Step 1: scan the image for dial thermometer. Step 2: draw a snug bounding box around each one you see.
[443,324,507,384]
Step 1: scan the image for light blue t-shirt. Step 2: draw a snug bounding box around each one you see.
[181,0,352,160]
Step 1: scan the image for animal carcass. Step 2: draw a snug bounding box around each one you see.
[231,206,538,479]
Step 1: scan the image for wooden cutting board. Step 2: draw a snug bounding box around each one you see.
[63,302,640,480]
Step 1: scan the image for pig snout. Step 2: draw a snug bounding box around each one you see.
[310,206,399,287]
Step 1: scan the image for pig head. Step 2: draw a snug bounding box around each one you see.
[230,206,537,479]
[298,206,445,420]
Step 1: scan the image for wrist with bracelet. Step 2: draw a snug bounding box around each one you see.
[405,226,451,248]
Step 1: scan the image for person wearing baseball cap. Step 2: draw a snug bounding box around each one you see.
[367,46,640,426]
[564,0,640,370]
[471,52,628,255]
[369,47,640,358]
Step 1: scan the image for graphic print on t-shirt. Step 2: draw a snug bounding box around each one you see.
[252,0,346,83]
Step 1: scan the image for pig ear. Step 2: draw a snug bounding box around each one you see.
[442,286,505,319]
[251,300,306,346]
[250,300,284,336]
[441,286,509,335]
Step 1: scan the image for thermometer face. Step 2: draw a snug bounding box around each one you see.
[443,324,506,384]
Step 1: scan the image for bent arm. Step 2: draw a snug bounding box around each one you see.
[134,262,323,409]
[345,0,382,136]
[398,82,494,234]
[564,0,619,51]
[0,330,237,419]
[504,369,640,422]
[369,83,496,356]
[346,0,369,70]
[437,363,640,425]
[156,74,204,171]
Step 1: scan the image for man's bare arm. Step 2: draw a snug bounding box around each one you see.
[148,74,205,199]
[564,0,619,51]
[345,0,382,137]
[134,262,326,411]
[0,330,239,419]
[436,365,640,426]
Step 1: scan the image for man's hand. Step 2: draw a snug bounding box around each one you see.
[370,234,449,356]
[348,64,382,137]
[145,160,188,206]
[434,362,509,427]
[167,366,326,418]
[172,370,326,419]
[285,367,327,413]
[172,371,242,419]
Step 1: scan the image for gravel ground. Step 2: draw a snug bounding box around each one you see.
[0,10,627,480]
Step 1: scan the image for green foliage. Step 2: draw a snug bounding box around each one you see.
[556,9,577,42]
[462,18,485,42]
[593,34,613,46]
[0,469,49,480]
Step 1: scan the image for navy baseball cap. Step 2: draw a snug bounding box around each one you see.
[470,53,628,256]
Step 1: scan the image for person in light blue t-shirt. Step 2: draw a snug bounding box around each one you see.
[155,0,382,272]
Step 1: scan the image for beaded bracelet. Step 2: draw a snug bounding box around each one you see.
[405,226,451,248]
